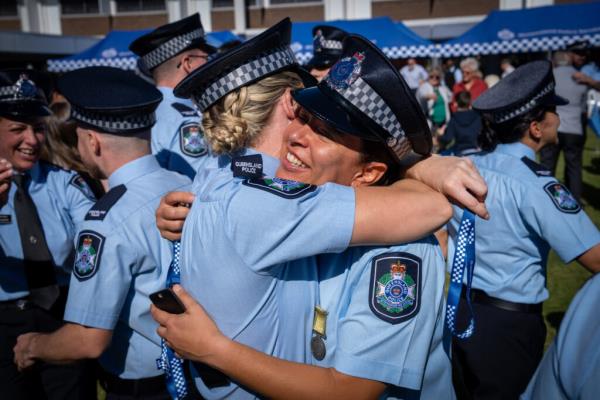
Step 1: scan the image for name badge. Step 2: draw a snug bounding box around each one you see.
[0,214,11,224]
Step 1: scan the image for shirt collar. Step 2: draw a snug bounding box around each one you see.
[217,148,280,176]
[108,154,161,189]
[28,162,42,182]
[496,142,536,160]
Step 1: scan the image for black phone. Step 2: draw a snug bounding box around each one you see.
[150,288,186,314]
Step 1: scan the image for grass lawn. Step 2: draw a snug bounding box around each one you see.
[542,129,600,347]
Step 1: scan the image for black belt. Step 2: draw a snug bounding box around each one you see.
[98,369,168,397]
[462,286,542,314]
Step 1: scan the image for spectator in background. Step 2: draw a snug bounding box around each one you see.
[500,58,515,78]
[438,91,481,156]
[443,58,462,89]
[451,57,488,112]
[400,57,428,96]
[417,67,451,132]
[540,51,587,203]
[484,74,500,88]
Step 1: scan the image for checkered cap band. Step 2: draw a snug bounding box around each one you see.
[0,85,19,102]
[315,36,343,51]
[142,29,204,69]
[70,104,156,132]
[493,81,555,123]
[328,76,412,160]
[191,46,297,113]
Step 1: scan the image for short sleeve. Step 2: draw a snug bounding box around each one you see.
[226,179,355,272]
[520,181,600,263]
[332,244,445,388]
[64,227,136,329]
[64,172,97,224]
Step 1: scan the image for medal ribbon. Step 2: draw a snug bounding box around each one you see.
[157,241,189,400]
[444,210,476,340]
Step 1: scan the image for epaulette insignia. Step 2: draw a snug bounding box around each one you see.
[242,177,316,199]
[73,230,105,281]
[85,184,127,221]
[231,154,263,178]
[521,157,553,177]
[171,102,198,117]
[369,252,421,324]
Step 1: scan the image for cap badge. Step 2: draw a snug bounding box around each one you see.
[313,29,324,53]
[326,51,365,91]
[14,74,37,99]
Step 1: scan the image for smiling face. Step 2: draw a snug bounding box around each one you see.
[276,107,368,186]
[0,116,47,172]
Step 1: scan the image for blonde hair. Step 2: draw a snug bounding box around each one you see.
[40,102,88,171]
[202,71,304,154]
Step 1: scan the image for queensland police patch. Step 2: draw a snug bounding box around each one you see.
[325,51,365,90]
[73,230,105,281]
[69,174,96,201]
[369,252,421,324]
[242,177,316,199]
[179,122,207,157]
[544,182,581,213]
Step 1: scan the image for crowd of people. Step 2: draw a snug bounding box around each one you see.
[1,12,599,400]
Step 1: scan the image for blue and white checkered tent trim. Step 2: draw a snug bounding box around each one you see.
[436,2,600,58]
[291,17,435,63]
[47,29,242,73]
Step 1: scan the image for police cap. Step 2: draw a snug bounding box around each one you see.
[129,13,216,70]
[57,66,162,134]
[0,69,51,120]
[473,60,568,124]
[174,18,317,113]
[306,25,349,70]
[292,34,432,162]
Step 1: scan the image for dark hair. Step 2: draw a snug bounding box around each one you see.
[478,106,550,152]
[456,91,471,109]
[361,139,401,186]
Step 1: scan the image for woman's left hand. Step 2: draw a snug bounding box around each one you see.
[405,154,489,219]
[151,285,227,362]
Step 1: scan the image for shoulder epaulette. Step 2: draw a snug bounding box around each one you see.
[171,102,198,117]
[85,184,127,221]
[521,157,553,178]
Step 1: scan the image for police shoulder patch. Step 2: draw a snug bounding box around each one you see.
[73,230,105,281]
[242,177,316,199]
[85,184,127,221]
[69,174,96,201]
[179,122,208,157]
[369,252,421,324]
[543,181,581,213]
[171,102,197,117]
[521,157,553,177]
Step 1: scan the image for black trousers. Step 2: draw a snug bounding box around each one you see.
[451,298,546,400]
[0,297,97,400]
[539,131,586,203]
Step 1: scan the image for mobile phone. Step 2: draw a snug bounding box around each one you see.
[150,288,186,314]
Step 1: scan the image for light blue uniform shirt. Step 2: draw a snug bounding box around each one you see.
[0,161,95,301]
[152,86,214,179]
[581,62,600,81]
[63,155,191,379]
[180,150,356,399]
[521,273,600,400]
[448,142,600,303]
[315,238,455,400]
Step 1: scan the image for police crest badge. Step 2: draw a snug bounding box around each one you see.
[369,252,421,324]
[69,174,96,201]
[325,51,365,91]
[242,177,317,199]
[73,230,105,281]
[544,182,581,213]
[179,122,208,157]
[313,29,325,53]
[14,74,37,99]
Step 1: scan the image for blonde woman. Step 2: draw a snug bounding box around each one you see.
[451,57,488,112]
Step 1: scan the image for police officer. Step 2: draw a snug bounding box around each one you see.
[521,273,600,400]
[447,60,600,399]
[0,69,97,400]
[305,25,348,81]
[129,13,216,179]
[152,34,455,399]
[12,67,192,399]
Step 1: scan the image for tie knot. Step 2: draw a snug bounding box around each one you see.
[13,173,30,189]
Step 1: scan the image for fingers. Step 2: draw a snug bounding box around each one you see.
[156,219,185,241]
[164,191,195,207]
[150,304,171,325]
[172,285,200,311]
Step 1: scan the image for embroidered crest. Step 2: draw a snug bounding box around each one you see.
[242,177,316,199]
[14,74,37,99]
[325,52,365,91]
[521,157,552,177]
[69,174,96,201]
[73,230,105,281]
[544,182,581,213]
[179,122,207,157]
[369,252,421,324]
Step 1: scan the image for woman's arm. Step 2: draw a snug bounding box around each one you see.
[152,285,386,400]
